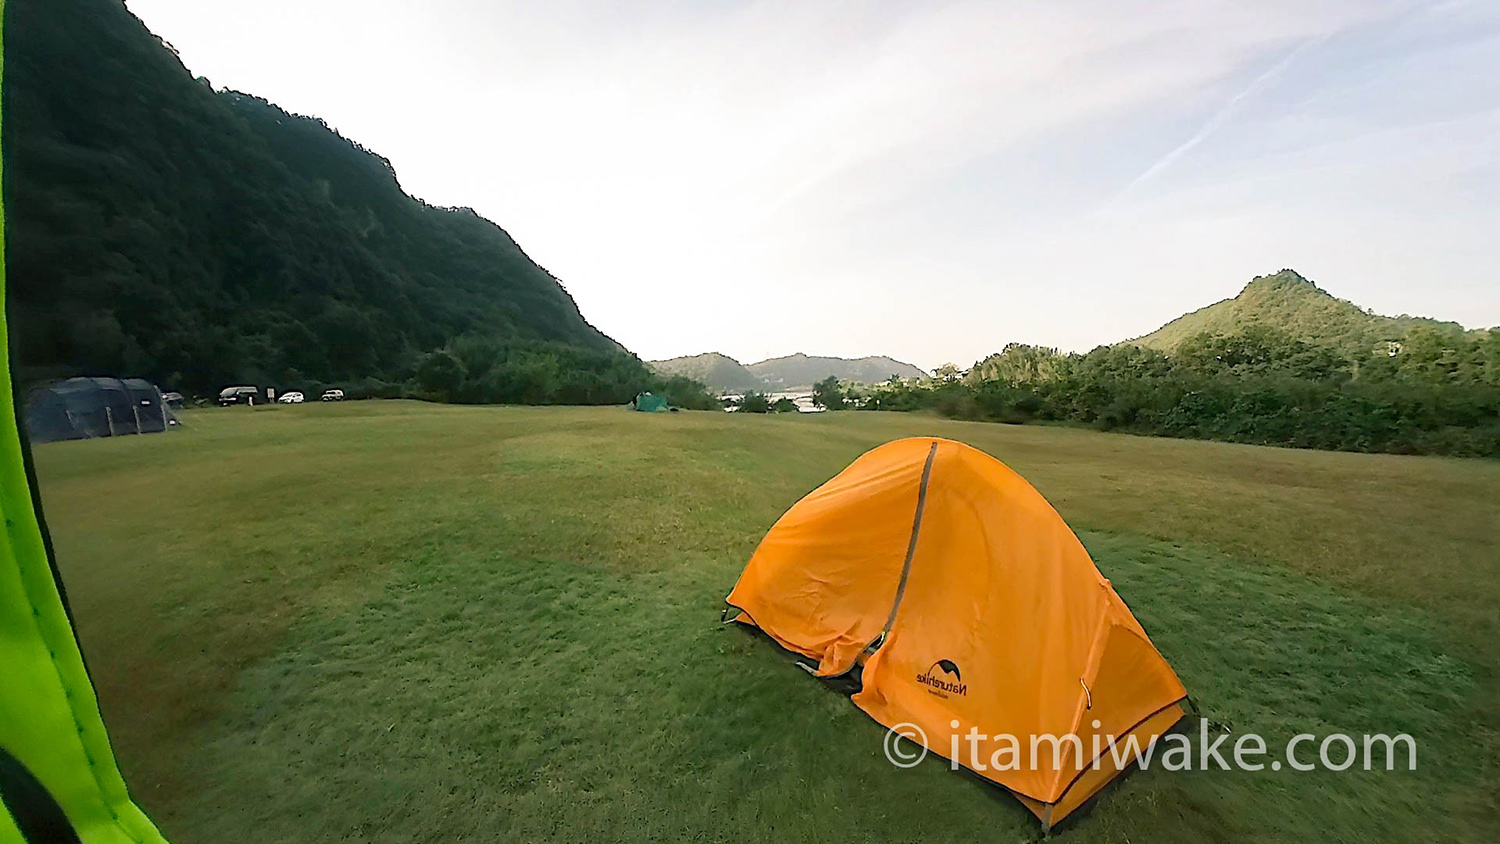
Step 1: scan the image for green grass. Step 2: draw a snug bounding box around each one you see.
[31,402,1500,842]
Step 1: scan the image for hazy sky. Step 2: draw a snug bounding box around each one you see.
[128,0,1499,369]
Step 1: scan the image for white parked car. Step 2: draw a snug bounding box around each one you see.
[277,391,305,404]
[320,388,345,402]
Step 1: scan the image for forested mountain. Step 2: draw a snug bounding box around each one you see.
[648,353,763,392]
[864,270,1498,457]
[4,0,621,395]
[748,354,927,390]
[1129,269,1475,357]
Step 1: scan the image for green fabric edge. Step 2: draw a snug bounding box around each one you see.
[1,801,26,844]
[0,3,168,841]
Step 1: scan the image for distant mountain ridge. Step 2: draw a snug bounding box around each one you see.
[749,354,928,391]
[647,353,764,392]
[649,352,927,392]
[1128,269,1481,357]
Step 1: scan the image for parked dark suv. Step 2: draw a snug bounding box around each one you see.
[217,386,260,406]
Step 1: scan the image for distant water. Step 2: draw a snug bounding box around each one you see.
[772,391,822,412]
[717,390,825,412]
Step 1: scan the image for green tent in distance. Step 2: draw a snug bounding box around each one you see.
[631,392,670,412]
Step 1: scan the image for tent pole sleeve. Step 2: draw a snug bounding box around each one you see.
[869,440,938,650]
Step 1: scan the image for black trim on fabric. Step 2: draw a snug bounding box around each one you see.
[825,439,941,679]
[721,601,759,630]
[1050,695,1191,810]
[874,440,939,643]
[1037,701,1197,834]
[0,745,83,844]
[15,408,80,636]
[728,599,871,685]
[4,253,83,639]
[3,183,107,840]
[729,440,941,681]
[929,696,1190,834]
[724,609,866,696]
[906,695,1191,818]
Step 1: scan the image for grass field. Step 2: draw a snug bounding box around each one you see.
[31,401,1500,842]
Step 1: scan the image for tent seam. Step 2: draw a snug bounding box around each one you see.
[873,440,939,641]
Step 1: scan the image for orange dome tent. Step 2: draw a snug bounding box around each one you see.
[725,437,1189,828]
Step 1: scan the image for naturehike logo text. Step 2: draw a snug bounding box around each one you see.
[917,660,966,697]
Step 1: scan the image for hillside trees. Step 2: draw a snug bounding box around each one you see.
[739,392,771,413]
[862,327,1499,457]
[406,339,717,408]
[812,376,845,410]
[5,0,622,398]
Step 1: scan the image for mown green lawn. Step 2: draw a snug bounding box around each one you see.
[31,402,1500,842]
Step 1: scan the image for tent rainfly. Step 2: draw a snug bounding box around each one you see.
[724,437,1189,829]
[24,377,176,444]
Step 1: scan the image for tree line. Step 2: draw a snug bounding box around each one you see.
[406,338,718,410]
[842,326,1499,458]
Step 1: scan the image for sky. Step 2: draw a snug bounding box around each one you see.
[127,0,1500,370]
